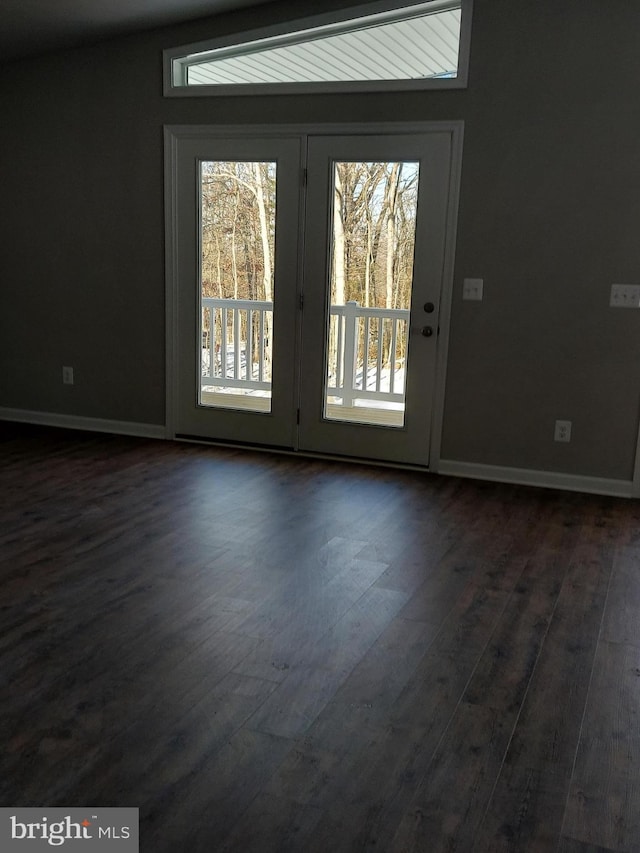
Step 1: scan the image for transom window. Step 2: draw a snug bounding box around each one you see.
[164,0,472,96]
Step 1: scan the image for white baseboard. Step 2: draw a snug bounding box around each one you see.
[0,407,167,441]
[1,406,635,497]
[437,459,634,499]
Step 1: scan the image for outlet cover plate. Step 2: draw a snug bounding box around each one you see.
[610,284,640,308]
[554,419,572,442]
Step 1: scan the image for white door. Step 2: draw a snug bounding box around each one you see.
[168,127,457,466]
[298,132,453,466]
[171,134,303,447]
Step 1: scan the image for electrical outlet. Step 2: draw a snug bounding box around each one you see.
[610,284,640,308]
[62,366,74,385]
[554,419,571,443]
[463,278,484,301]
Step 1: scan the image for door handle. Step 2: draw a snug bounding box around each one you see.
[421,326,434,337]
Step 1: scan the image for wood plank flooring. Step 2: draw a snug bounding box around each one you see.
[1,422,639,852]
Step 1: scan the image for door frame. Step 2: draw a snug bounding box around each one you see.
[164,121,463,471]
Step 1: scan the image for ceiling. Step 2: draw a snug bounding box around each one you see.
[186,7,459,85]
[0,0,283,63]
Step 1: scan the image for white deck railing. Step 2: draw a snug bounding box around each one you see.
[201,298,409,406]
[328,301,409,407]
[201,297,273,392]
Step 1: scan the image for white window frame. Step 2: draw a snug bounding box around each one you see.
[163,0,473,97]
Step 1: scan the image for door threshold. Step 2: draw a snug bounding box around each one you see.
[174,433,430,473]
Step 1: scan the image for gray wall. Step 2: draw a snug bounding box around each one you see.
[1,0,639,480]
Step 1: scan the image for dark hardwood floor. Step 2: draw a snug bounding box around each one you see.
[1,422,639,852]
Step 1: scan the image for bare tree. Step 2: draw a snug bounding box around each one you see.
[332,165,347,306]
[252,162,274,372]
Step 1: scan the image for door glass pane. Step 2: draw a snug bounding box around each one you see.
[199,161,276,413]
[324,161,419,427]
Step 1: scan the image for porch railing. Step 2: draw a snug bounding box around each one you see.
[328,301,409,408]
[201,297,272,392]
[201,298,409,406]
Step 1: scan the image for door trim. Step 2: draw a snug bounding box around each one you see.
[164,121,464,469]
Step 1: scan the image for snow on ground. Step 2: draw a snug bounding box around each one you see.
[201,347,405,408]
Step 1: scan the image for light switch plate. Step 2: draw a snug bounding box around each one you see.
[463,278,483,301]
[610,284,640,308]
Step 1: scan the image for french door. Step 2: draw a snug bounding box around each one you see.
[167,125,458,467]
[170,134,302,448]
